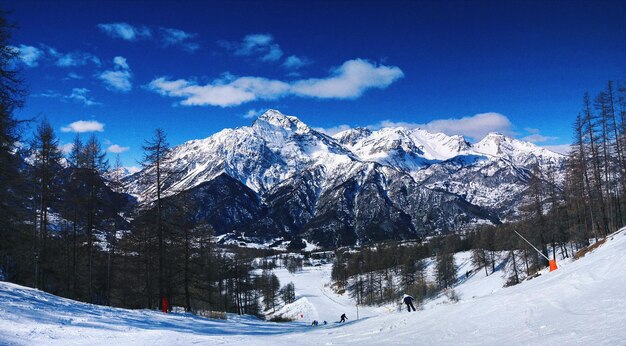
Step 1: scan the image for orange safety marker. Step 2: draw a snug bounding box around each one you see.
[549,259,558,272]
[513,230,558,272]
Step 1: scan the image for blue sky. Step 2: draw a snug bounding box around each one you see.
[6,0,626,170]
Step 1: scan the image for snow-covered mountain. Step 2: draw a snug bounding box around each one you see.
[122,109,565,246]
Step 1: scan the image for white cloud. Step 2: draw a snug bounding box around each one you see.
[541,144,571,155]
[65,72,83,80]
[61,120,105,133]
[32,90,62,98]
[125,166,141,174]
[55,51,101,67]
[418,112,514,141]
[67,88,100,106]
[242,109,261,119]
[148,59,403,107]
[98,23,199,52]
[283,55,310,70]
[148,76,289,107]
[11,44,99,68]
[99,56,132,92]
[314,124,352,136]
[97,23,151,41]
[522,133,559,143]
[521,127,558,143]
[100,70,132,92]
[291,59,404,99]
[113,56,129,70]
[34,88,99,106]
[58,143,74,154]
[160,27,199,52]
[10,44,43,67]
[107,144,130,153]
[221,33,283,62]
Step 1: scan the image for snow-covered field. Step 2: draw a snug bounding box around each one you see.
[2,229,626,345]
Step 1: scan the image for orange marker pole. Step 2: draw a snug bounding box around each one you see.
[549,259,558,272]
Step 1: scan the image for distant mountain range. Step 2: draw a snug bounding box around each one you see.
[122,109,565,247]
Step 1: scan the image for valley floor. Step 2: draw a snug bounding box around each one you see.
[2,230,626,345]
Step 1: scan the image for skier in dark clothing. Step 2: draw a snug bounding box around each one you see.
[340,313,348,323]
[403,294,416,312]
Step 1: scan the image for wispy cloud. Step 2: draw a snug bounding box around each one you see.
[11,44,99,68]
[220,33,283,62]
[242,109,262,119]
[160,27,200,52]
[98,23,199,52]
[291,59,404,99]
[10,44,43,67]
[125,166,141,174]
[107,144,130,153]
[34,87,100,106]
[58,143,74,154]
[97,22,152,41]
[148,59,403,107]
[541,144,571,155]
[65,72,83,80]
[521,127,558,143]
[419,112,514,141]
[67,88,100,106]
[99,56,132,92]
[61,120,105,133]
[54,51,101,67]
[283,55,310,70]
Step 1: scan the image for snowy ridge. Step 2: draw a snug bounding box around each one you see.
[121,109,566,241]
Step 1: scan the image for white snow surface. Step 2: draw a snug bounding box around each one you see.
[2,229,626,345]
[271,265,382,323]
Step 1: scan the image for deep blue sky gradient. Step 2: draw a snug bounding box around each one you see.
[5,0,626,168]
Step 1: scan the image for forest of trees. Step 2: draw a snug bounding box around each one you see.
[0,10,297,317]
[1,8,625,317]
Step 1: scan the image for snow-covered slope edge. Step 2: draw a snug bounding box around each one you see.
[1,229,625,345]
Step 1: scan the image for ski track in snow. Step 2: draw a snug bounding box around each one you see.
[2,230,626,345]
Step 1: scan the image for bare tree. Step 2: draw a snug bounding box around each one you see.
[141,128,170,311]
[30,119,62,290]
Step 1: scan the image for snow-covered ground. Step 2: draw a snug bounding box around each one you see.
[2,229,626,345]
[271,265,384,323]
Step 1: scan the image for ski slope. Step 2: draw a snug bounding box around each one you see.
[2,229,626,345]
[271,265,383,323]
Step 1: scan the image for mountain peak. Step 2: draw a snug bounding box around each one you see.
[258,109,286,121]
[254,109,308,133]
[333,127,373,146]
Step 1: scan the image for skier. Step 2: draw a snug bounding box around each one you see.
[339,313,348,323]
[403,294,416,312]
